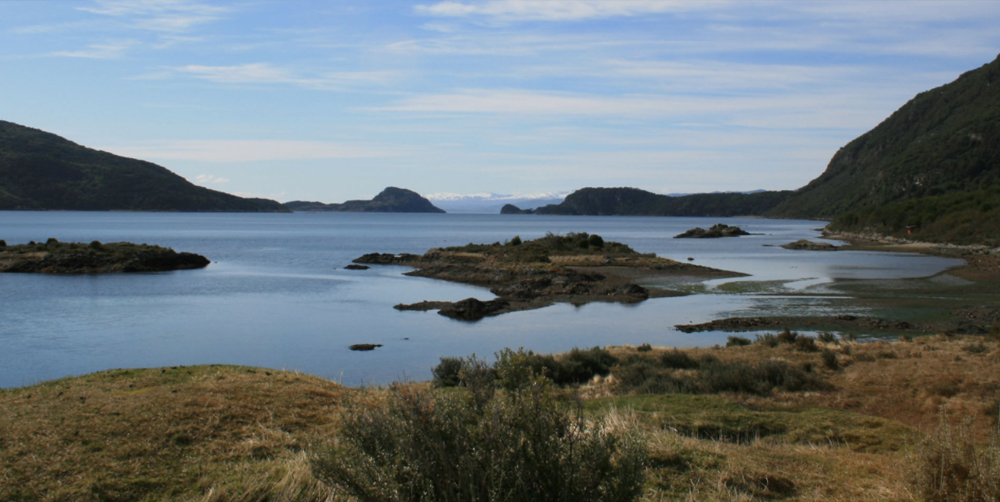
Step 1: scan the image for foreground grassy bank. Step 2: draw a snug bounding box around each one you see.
[2,334,998,501]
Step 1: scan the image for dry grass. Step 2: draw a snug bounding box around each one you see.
[0,365,348,501]
[3,335,998,501]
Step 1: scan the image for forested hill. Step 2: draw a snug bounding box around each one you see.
[284,187,445,213]
[0,121,286,212]
[770,53,1000,219]
[531,187,792,217]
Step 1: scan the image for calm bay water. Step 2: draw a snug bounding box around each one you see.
[0,212,962,388]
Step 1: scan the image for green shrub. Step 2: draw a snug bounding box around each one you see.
[89,240,103,250]
[776,329,798,345]
[726,336,752,347]
[0,239,5,248]
[509,235,521,246]
[495,348,558,390]
[658,350,698,369]
[432,357,466,387]
[636,343,652,352]
[312,382,648,502]
[609,357,690,395]
[794,336,819,353]
[552,347,617,385]
[755,333,779,348]
[817,332,837,344]
[588,234,604,249]
[611,354,827,396]
[821,349,839,370]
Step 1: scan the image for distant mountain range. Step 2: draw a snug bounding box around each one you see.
[284,187,445,213]
[426,192,568,213]
[0,121,286,212]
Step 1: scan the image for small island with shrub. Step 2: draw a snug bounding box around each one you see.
[0,238,210,274]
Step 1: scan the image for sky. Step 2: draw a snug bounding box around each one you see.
[1,1,999,204]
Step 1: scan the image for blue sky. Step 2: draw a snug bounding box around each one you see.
[2,1,999,203]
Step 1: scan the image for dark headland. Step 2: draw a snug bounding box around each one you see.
[0,121,286,212]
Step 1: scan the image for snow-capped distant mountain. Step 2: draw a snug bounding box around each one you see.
[425,192,569,213]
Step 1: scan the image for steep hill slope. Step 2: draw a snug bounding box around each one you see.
[0,121,286,212]
[284,187,445,213]
[770,54,1000,219]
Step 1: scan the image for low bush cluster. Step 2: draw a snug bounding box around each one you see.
[752,329,820,352]
[433,347,617,388]
[610,353,828,396]
[314,351,648,502]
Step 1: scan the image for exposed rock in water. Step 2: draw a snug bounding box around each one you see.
[395,298,512,321]
[394,301,453,311]
[780,239,838,251]
[438,298,511,321]
[349,344,383,351]
[0,240,209,274]
[674,224,751,239]
[344,264,370,270]
[353,252,422,265]
[357,232,745,318]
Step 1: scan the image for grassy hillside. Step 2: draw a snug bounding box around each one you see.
[0,121,286,212]
[770,54,1000,219]
[533,187,791,217]
[3,335,998,501]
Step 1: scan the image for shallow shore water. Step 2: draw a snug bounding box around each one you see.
[0,211,963,388]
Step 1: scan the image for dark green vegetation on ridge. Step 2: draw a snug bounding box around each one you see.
[771,53,1000,220]
[529,187,791,217]
[0,121,287,212]
[284,187,445,213]
[0,238,209,273]
[522,54,1000,246]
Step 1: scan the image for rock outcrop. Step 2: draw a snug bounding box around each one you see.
[0,239,209,274]
[674,224,751,239]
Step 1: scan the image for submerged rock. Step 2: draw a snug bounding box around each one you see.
[674,224,751,239]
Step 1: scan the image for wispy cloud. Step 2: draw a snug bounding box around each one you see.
[172,63,400,90]
[49,40,137,59]
[377,88,892,130]
[415,0,726,22]
[78,0,227,32]
[103,140,400,163]
[194,174,229,184]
